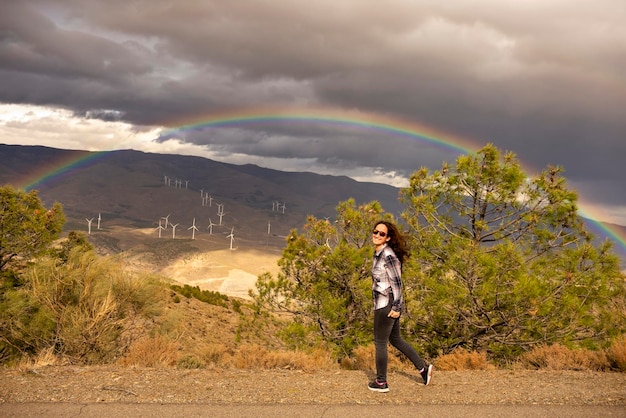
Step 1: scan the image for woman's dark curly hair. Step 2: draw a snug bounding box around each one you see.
[373,220,410,264]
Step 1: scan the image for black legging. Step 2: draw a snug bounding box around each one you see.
[373,302,426,382]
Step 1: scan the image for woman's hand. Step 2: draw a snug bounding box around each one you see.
[388,310,400,318]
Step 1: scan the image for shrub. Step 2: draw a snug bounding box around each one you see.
[1,249,165,364]
[606,335,626,371]
[177,355,204,369]
[118,335,180,367]
[15,346,64,370]
[345,344,405,372]
[434,348,495,371]
[170,284,229,308]
[199,343,229,366]
[228,344,335,372]
[518,343,610,371]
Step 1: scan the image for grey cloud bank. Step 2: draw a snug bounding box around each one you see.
[0,0,624,224]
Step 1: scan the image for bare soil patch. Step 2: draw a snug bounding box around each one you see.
[159,248,281,299]
[1,367,625,405]
[93,226,282,299]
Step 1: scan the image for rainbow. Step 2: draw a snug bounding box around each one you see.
[19,149,110,191]
[162,106,477,157]
[579,207,626,255]
[15,106,626,254]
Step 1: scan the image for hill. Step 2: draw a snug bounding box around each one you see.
[1,144,624,268]
[0,144,409,295]
[0,144,402,244]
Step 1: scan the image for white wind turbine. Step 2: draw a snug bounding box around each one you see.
[227,227,235,250]
[86,217,94,235]
[217,203,225,225]
[281,203,286,214]
[208,194,213,207]
[188,218,199,240]
[156,220,165,238]
[171,223,179,239]
[267,221,271,235]
[207,218,216,234]
[97,212,101,230]
[161,214,170,229]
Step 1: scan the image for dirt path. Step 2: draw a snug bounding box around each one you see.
[1,366,625,405]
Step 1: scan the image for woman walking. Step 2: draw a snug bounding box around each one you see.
[368,220,433,392]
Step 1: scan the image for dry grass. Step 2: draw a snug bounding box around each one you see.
[607,335,626,371]
[197,343,229,366]
[518,343,610,371]
[15,347,66,371]
[118,335,181,367]
[434,348,496,371]
[227,344,335,372]
[339,344,411,372]
[106,336,626,373]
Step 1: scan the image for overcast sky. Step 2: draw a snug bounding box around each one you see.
[1,0,625,225]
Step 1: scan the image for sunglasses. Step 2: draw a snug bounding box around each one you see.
[372,229,387,237]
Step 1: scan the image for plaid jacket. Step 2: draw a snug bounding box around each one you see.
[371,244,403,312]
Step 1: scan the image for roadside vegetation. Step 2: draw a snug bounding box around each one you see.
[1,145,625,373]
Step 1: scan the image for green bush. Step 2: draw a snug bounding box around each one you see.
[0,249,165,364]
[169,284,229,308]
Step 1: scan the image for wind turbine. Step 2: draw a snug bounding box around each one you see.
[208,194,213,207]
[86,217,94,235]
[227,227,235,250]
[207,218,216,234]
[217,203,225,225]
[156,220,165,238]
[171,223,179,239]
[161,214,170,229]
[97,212,101,230]
[281,203,286,214]
[188,218,199,240]
[267,221,271,235]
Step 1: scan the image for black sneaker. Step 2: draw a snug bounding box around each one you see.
[420,364,433,385]
[368,379,389,392]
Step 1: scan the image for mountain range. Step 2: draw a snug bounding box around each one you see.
[1,144,624,265]
[0,144,403,250]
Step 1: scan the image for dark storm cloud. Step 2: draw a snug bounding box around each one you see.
[1,0,625,220]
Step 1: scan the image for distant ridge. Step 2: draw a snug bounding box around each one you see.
[0,144,623,265]
[0,143,403,240]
